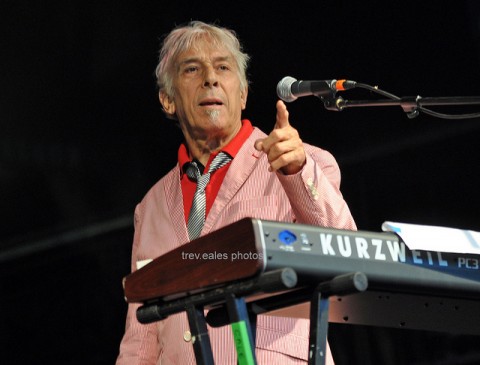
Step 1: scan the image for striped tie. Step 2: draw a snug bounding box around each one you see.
[186,151,232,240]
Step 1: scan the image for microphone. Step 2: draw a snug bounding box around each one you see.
[276,76,356,102]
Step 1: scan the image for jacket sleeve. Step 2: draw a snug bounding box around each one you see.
[116,203,161,365]
[275,144,357,231]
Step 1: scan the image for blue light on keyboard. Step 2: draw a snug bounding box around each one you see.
[278,230,297,245]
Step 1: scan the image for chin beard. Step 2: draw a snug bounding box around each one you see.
[205,109,220,122]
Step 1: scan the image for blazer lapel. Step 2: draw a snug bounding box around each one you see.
[202,128,266,235]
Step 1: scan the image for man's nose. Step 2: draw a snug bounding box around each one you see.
[203,67,218,87]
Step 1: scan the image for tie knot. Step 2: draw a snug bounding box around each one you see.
[185,152,232,182]
[185,161,202,181]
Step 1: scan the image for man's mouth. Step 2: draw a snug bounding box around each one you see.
[199,98,223,106]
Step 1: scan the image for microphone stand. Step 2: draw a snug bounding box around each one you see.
[320,94,480,119]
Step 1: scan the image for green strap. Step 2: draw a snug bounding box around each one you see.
[231,321,255,365]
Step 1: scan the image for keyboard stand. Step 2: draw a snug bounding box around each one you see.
[136,269,367,365]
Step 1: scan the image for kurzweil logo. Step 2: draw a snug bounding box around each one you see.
[280,233,479,270]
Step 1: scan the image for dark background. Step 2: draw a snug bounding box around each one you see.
[2,1,480,364]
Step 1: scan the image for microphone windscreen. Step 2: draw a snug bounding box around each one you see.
[276,76,297,102]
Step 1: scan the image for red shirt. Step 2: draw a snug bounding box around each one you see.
[178,119,254,222]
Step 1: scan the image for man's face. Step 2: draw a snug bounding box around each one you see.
[163,38,248,142]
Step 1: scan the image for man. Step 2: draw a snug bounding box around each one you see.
[116,20,356,364]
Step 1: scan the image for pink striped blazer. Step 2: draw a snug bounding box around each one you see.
[116,127,356,364]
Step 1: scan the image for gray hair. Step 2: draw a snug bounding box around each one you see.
[155,21,250,98]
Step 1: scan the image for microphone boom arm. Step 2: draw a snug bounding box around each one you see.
[319,94,480,120]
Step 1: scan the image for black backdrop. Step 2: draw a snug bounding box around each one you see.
[2,1,480,364]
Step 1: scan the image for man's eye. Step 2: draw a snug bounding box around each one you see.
[184,66,198,73]
[218,65,230,71]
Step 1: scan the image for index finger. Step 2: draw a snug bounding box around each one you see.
[275,99,290,129]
